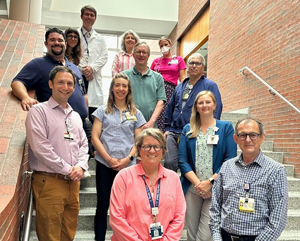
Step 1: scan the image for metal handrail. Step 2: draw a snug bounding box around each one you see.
[23,171,34,241]
[239,66,300,115]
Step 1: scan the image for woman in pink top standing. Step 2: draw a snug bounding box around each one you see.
[151,36,186,133]
[109,128,186,241]
[111,30,140,77]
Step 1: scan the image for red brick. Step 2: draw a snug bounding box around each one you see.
[171,0,300,175]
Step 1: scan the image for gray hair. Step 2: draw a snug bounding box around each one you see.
[187,53,206,66]
[133,41,150,55]
[235,117,264,135]
[120,30,140,52]
[135,128,167,157]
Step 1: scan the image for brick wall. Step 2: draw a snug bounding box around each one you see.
[171,0,300,176]
[0,18,45,241]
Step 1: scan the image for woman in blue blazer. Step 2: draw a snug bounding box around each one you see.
[178,91,237,241]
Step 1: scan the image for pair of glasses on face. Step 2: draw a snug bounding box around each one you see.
[188,62,203,66]
[67,35,79,40]
[140,145,163,152]
[237,132,260,141]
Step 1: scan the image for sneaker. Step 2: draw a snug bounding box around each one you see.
[82,170,91,179]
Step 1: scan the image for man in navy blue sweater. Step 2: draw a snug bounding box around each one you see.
[164,53,223,171]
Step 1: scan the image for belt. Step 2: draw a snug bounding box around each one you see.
[221,229,257,241]
[34,171,70,180]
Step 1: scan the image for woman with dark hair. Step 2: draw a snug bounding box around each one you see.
[109,128,186,241]
[151,36,186,132]
[178,91,237,241]
[111,30,140,77]
[91,72,146,241]
[65,28,82,66]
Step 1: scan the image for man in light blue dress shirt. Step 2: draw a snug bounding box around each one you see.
[209,117,288,241]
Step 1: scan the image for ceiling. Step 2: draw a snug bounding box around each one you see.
[7,0,179,38]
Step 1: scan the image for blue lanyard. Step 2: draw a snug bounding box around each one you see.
[81,28,89,56]
[142,175,160,210]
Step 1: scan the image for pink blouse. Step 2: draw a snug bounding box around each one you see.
[112,51,135,77]
[109,163,186,241]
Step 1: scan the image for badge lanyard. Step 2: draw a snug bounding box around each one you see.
[244,183,250,202]
[142,175,161,222]
[81,28,90,58]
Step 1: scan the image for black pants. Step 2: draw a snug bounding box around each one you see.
[82,118,93,157]
[221,229,257,241]
[94,162,118,241]
[89,107,97,124]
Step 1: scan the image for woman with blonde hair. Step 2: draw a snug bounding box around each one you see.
[178,90,237,241]
[91,72,146,241]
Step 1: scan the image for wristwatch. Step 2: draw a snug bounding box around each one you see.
[209,177,215,185]
[128,155,134,161]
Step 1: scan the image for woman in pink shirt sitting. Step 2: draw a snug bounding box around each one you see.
[111,30,140,77]
[151,36,186,133]
[109,128,186,241]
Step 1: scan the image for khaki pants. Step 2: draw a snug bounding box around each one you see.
[31,173,80,241]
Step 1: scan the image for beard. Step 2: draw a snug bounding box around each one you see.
[51,45,64,56]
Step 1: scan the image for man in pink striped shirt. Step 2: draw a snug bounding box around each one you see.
[25,66,89,241]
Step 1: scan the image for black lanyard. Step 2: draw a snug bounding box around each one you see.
[81,28,90,56]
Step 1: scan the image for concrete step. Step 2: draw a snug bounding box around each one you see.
[278,230,300,241]
[288,192,300,210]
[79,187,97,208]
[288,177,300,192]
[30,229,189,241]
[237,150,283,163]
[286,209,300,230]
[261,141,273,151]
[221,112,249,122]
[285,164,295,177]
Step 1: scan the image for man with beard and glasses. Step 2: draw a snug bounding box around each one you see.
[11,27,92,176]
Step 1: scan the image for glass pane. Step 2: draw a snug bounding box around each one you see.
[102,34,118,49]
[102,51,117,78]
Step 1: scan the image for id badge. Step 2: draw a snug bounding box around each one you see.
[183,93,189,100]
[207,135,219,144]
[149,222,163,240]
[64,132,74,140]
[125,112,137,121]
[170,59,178,64]
[239,197,255,213]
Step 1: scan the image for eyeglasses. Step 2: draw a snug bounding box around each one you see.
[236,132,261,141]
[134,51,148,55]
[188,62,203,66]
[140,145,163,152]
[67,35,79,40]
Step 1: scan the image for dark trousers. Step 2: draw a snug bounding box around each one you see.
[164,132,181,172]
[94,162,118,241]
[82,118,93,157]
[89,107,97,124]
[221,229,257,241]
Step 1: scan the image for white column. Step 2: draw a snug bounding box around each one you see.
[9,0,42,24]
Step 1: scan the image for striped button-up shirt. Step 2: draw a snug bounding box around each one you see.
[25,97,89,175]
[112,51,135,77]
[209,151,288,241]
